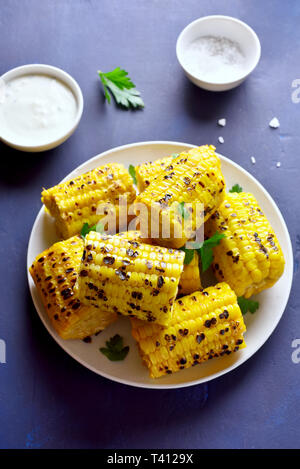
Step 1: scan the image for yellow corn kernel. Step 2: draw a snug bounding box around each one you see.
[177,251,201,295]
[135,154,176,192]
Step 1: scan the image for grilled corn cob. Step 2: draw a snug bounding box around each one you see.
[135,146,222,193]
[29,236,117,340]
[41,163,136,239]
[115,230,201,295]
[76,231,185,325]
[205,192,285,298]
[131,282,246,378]
[134,145,225,249]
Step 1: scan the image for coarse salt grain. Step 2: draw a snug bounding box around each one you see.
[218,118,226,127]
[269,117,280,129]
[276,162,281,168]
[218,136,224,144]
[182,36,246,83]
[251,156,256,164]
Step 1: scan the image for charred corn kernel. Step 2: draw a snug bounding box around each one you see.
[115,230,201,296]
[76,231,185,325]
[135,154,176,192]
[134,145,225,249]
[29,236,117,340]
[177,252,201,295]
[131,282,246,378]
[41,163,136,239]
[205,192,285,298]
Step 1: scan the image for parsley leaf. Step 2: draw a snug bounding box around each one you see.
[229,183,243,193]
[80,221,104,239]
[128,164,137,185]
[180,232,225,270]
[100,334,130,361]
[178,202,190,219]
[180,248,195,265]
[198,232,226,272]
[238,297,259,315]
[172,153,180,159]
[199,244,214,272]
[98,68,144,109]
[81,222,94,238]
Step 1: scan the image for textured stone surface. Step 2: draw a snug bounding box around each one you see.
[0,0,299,449]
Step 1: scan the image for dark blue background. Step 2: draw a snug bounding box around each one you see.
[0,0,299,449]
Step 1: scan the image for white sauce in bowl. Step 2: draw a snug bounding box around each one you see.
[0,74,78,147]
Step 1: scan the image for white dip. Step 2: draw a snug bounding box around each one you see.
[0,74,78,146]
[182,36,246,83]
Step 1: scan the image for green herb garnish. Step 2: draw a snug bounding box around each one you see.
[178,202,190,219]
[80,222,104,239]
[229,183,243,193]
[180,248,195,265]
[172,153,180,159]
[238,297,259,315]
[98,67,144,109]
[128,164,137,185]
[198,232,226,271]
[100,334,130,361]
[182,232,225,271]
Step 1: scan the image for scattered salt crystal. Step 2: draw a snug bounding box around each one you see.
[218,118,226,127]
[276,162,281,168]
[182,36,246,83]
[251,156,256,164]
[269,117,280,129]
[218,136,224,144]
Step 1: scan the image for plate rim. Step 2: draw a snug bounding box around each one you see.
[27,140,294,389]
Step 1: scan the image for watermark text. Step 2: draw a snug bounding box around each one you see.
[291,339,300,364]
[0,339,6,364]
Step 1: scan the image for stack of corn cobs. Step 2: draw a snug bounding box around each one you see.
[30,145,285,378]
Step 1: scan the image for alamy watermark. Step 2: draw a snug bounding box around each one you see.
[95,197,205,248]
[291,79,300,103]
[0,339,6,364]
[291,339,300,364]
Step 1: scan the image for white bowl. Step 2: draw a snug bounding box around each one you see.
[0,64,84,152]
[176,15,261,91]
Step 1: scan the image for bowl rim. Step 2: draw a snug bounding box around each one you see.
[176,15,261,87]
[0,63,84,151]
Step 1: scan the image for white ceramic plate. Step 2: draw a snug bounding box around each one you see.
[27,141,293,389]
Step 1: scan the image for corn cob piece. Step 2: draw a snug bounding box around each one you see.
[115,230,201,295]
[76,231,185,325]
[205,192,285,298]
[131,282,246,378]
[135,146,223,193]
[41,163,136,239]
[29,236,117,340]
[134,145,225,249]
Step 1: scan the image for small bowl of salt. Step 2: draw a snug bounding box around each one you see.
[176,15,261,91]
